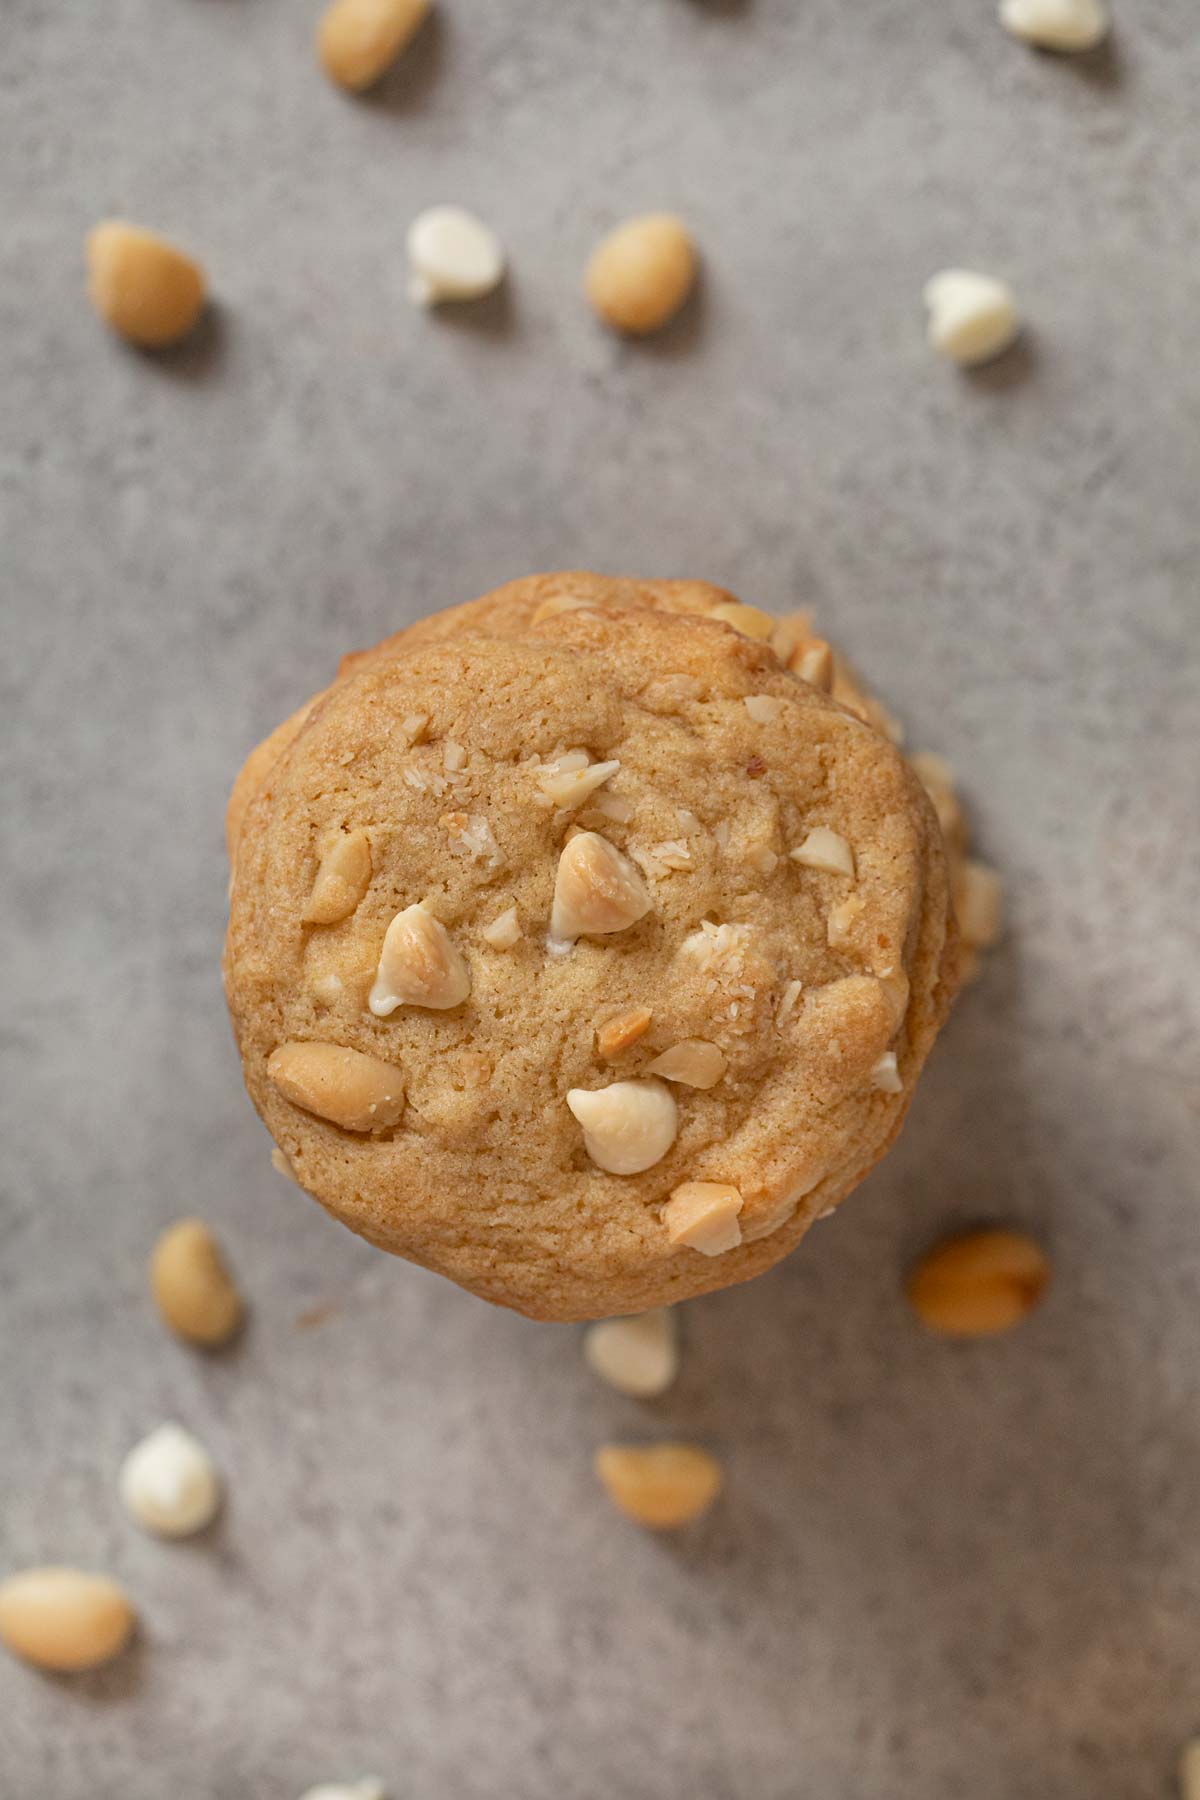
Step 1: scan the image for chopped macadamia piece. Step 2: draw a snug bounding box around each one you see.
[790,827,856,878]
[644,1040,727,1089]
[597,1008,653,1060]
[664,1182,744,1256]
[743,694,783,724]
[481,906,521,950]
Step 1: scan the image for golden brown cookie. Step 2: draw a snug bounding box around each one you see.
[225,575,957,1320]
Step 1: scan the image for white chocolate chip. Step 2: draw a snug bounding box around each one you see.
[644,1040,727,1090]
[270,1145,297,1181]
[743,694,783,724]
[790,827,856,877]
[957,859,1003,949]
[119,1423,221,1539]
[870,1051,904,1094]
[663,1181,744,1255]
[369,904,471,1014]
[583,1310,678,1398]
[535,754,620,810]
[300,1783,387,1800]
[407,206,505,306]
[550,832,651,945]
[567,1079,677,1175]
[924,270,1020,367]
[481,905,521,950]
[999,0,1108,50]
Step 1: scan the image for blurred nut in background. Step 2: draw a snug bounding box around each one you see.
[0,1568,135,1673]
[86,221,206,349]
[584,1310,679,1397]
[406,205,506,306]
[318,0,431,92]
[119,1423,221,1538]
[924,269,1020,367]
[908,1228,1050,1337]
[595,1442,722,1528]
[585,214,698,336]
[150,1218,245,1348]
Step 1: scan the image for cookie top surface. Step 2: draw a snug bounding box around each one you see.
[225,575,956,1320]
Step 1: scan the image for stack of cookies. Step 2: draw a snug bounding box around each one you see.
[224,574,965,1321]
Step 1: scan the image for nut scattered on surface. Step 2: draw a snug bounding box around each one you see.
[743,694,783,724]
[594,1443,722,1529]
[85,221,206,348]
[550,832,651,944]
[535,753,621,810]
[442,740,467,773]
[870,1051,904,1094]
[481,905,521,950]
[0,1568,135,1673]
[584,213,697,336]
[150,1218,244,1347]
[999,0,1108,50]
[924,269,1021,367]
[369,904,471,1013]
[956,859,1003,949]
[407,205,505,306]
[317,0,430,90]
[567,1079,678,1175]
[300,1783,387,1800]
[908,1229,1050,1338]
[119,1423,221,1538]
[663,1182,744,1256]
[584,1309,678,1398]
[267,1042,406,1132]
[776,978,803,1028]
[644,1039,727,1090]
[597,1007,653,1060]
[790,827,856,878]
[304,830,372,925]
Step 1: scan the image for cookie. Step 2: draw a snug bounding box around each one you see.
[225,575,957,1320]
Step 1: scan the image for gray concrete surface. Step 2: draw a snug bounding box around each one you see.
[2,1,1198,1795]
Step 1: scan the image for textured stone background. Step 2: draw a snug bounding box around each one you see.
[1,1,1198,1795]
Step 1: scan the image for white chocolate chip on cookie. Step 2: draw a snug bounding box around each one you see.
[550,832,651,945]
[567,1080,678,1175]
[369,904,471,1014]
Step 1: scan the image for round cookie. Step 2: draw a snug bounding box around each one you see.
[225,578,957,1320]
